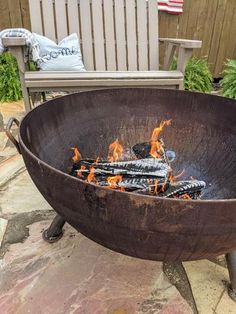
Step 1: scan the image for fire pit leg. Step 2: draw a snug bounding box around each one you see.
[42,214,66,243]
[226,252,236,302]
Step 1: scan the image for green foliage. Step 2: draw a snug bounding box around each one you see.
[221,59,236,99]
[171,57,213,93]
[29,61,38,71]
[170,57,177,71]
[0,52,22,102]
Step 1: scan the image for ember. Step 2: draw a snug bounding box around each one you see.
[71,147,82,162]
[70,120,206,199]
[108,139,124,162]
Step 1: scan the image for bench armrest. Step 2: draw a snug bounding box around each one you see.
[2,37,26,47]
[160,38,202,73]
[159,38,202,49]
[1,37,27,74]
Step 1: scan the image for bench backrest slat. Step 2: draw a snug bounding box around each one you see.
[114,0,127,70]
[103,0,116,70]
[148,0,159,70]
[137,0,148,70]
[126,0,137,70]
[55,0,68,41]
[67,0,80,35]
[80,1,94,70]
[41,0,56,41]
[29,0,43,34]
[92,0,106,70]
[29,0,159,71]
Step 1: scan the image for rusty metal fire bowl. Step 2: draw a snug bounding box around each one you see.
[12,89,236,261]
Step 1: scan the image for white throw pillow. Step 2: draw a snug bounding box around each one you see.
[33,33,85,71]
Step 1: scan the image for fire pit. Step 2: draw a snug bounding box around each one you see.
[6,88,236,292]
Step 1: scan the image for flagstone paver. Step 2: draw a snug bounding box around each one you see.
[0,154,25,186]
[0,221,193,314]
[0,218,8,247]
[215,289,236,314]
[0,169,51,215]
[183,260,231,314]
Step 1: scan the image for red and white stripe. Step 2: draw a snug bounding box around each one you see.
[158,0,184,14]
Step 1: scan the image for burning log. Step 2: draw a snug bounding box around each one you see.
[132,142,176,163]
[136,180,206,199]
[71,158,171,192]
[72,158,170,178]
[160,180,206,199]
[98,176,168,191]
[70,119,206,200]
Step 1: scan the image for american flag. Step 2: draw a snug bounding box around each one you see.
[158,0,184,14]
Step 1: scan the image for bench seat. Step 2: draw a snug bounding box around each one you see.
[25,71,184,91]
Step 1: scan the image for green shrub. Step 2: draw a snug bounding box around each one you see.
[171,57,213,93]
[221,59,236,99]
[0,52,22,102]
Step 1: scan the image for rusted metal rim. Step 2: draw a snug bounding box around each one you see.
[18,88,236,204]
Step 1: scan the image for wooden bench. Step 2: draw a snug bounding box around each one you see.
[2,0,202,112]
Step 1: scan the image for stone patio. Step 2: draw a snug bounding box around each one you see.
[0,101,235,314]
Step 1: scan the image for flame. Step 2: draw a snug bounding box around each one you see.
[161,178,168,193]
[107,175,123,189]
[154,179,159,195]
[86,157,100,183]
[150,120,171,158]
[120,185,125,192]
[150,140,162,158]
[179,193,192,200]
[77,165,86,177]
[72,147,82,162]
[87,166,96,183]
[169,169,185,183]
[108,139,124,162]
[151,120,171,142]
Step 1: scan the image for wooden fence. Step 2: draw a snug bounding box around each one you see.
[0,0,236,77]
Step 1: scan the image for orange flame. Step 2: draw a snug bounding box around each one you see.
[150,141,162,158]
[150,120,171,158]
[154,179,159,195]
[77,165,86,177]
[107,175,123,189]
[179,193,192,200]
[108,139,124,162]
[169,169,185,183]
[120,185,125,192]
[87,157,100,183]
[161,178,168,193]
[72,147,82,162]
[87,166,96,183]
[151,120,171,142]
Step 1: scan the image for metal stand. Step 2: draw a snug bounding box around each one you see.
[42,214,66,243]
[226,251,236,301]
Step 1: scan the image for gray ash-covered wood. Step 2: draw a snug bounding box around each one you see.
[70,143,206,199]
[73,158,171,178]
[137,180,206,198]
[98,177,168,191]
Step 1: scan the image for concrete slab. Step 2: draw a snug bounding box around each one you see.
[0,221,193,314]
[183,260,230,314]
[215,290,236,314]
[0,100,25,124]
[0,154,25,186]
[0,170,51,215]
[0,218,8,247]
[0,131,8,151]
